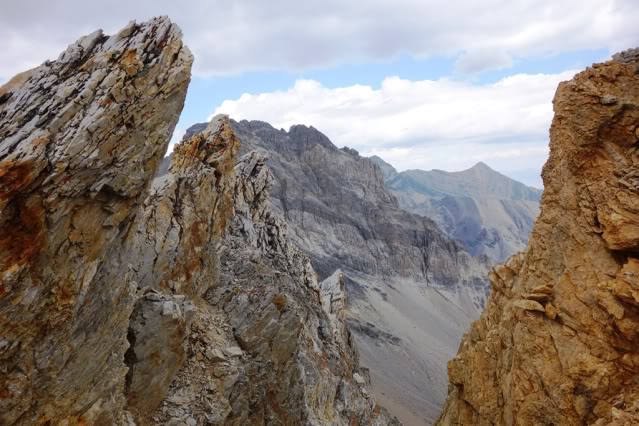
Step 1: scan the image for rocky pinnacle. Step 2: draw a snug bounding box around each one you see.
[0,17,193,424]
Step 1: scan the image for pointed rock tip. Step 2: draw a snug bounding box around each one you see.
[205,114,230,134]
[470,161,493,171]
[612,47,639,64]
[171,115,238,173]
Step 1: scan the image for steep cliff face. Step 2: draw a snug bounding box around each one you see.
[151,150,399,425]
[370,157,541,263]
[229,123,487,286]
[438,49,639,425]
[182,120,491,424]
[0,17,193,424]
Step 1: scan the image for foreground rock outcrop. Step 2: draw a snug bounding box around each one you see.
[0,17,193,424]
[438,50,639,425]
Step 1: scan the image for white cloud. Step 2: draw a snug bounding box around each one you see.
[212,71,575,187]
[455,49,513,74]
[0,0,637,79]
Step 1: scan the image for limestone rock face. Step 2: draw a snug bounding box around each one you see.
[0,17,192,425]
[437,50,639,425]
[152,150,399,425]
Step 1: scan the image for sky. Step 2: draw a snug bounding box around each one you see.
[2,1,638,187]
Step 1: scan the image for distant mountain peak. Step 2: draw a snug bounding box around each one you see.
[288,123,313,132]
[461,162,506,179]
[288,125,337,151]
[470,161,492,170]
[369,155,398,180]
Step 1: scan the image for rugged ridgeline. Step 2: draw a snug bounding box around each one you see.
[182,120,491,424]
[0,19,397,426]
[438,50,639,425]
[124,115,239,422]
[152,149,398,425]
[371,157,541,263]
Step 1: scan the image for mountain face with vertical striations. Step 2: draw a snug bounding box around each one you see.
[437,49,639,425]
[179,119,491,424]
[0,18,398,426]
[370,156,542,263]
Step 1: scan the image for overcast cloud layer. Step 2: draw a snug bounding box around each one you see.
[1,0,637,80]
[212,71,576,188]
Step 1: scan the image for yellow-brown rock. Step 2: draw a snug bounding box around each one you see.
[437,48,639,425]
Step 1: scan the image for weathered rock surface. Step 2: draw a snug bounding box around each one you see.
[124,115,239,422]
[179,120,490,424]
[320,269,348,341]
[129,114,238,300]
[0,17,192,425]
[371,156,541,263]
[125,291,196,414]
[438,50,639,425]
[152,150,399,425]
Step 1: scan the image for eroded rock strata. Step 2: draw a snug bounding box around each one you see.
[438,50,639,425]
[151,150,398,425]
[0,18,398,425]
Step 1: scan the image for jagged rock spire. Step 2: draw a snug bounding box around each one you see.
[0,17,193,424]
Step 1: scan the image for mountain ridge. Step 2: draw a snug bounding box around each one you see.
[370,156,542,200]
[181,117,492,424]
[369,155,541,262]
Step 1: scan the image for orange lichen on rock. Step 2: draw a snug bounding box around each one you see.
[0,195,46,274]
[0,160,37,203]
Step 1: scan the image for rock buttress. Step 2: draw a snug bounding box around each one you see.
[0,17,193,425]
[437,50,639,425]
